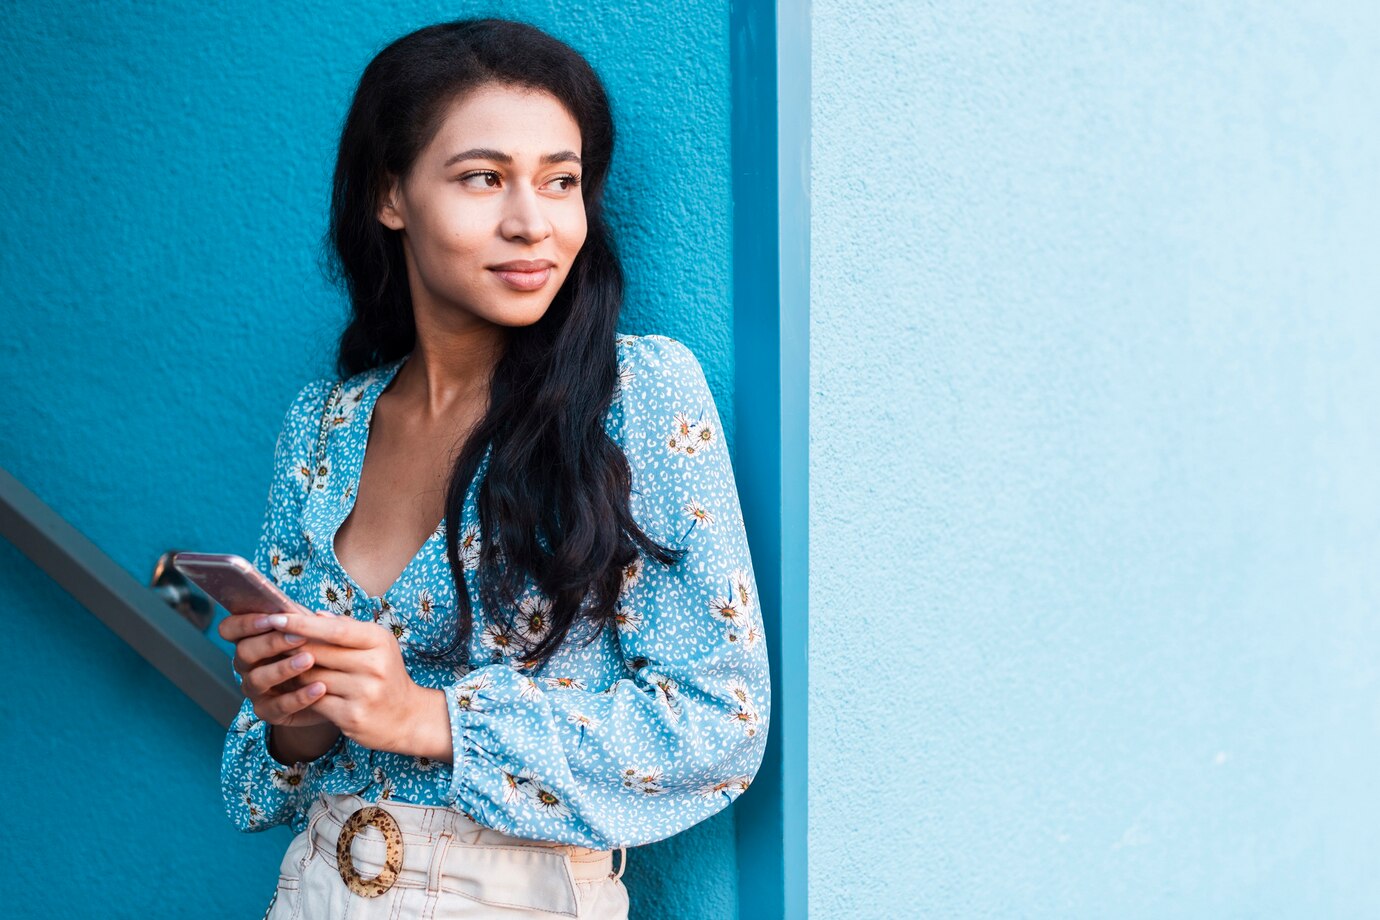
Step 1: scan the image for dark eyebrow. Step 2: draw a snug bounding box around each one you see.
[443,147,582,168]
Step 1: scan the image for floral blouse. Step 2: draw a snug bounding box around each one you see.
[220,333,770,849]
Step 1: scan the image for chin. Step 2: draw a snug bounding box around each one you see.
[484,304,554,328]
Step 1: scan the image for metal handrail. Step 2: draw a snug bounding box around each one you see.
[0,465,241,727]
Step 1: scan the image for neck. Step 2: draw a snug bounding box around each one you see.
[392,322,507,422]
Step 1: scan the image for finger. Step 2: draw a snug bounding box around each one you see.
[277,670,334,696]
[303,690,339,725]
[218,600,318,643]
[297,664,353,696]
[219,613,277,643]
[271,611,380,649]
[256,679,328,723]
[243,647,322,699]
[281,659,355,693]
[237,629,309,670]
[236,639,361,688]
[287,642,369,674]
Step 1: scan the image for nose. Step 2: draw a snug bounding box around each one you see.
[499,184,553,244]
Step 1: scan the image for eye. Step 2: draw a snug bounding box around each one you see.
[457,170,501,188]
[549,174,582,193]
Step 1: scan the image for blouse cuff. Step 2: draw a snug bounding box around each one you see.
[223,717,331,831]
[441,664,529,815]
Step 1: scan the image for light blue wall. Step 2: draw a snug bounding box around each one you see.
[0,3,737,918]
[811,2,1380,916]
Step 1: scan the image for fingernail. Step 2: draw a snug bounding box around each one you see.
[290,653,311,669]
[284,633,305,643]
[267,614,289,628]
[307,683,325,696]
[253,615,270,629]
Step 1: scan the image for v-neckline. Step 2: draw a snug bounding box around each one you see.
[325,351,445,607]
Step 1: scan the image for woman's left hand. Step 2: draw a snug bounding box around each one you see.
[264,611,428,755]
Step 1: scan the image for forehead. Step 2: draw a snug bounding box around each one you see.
[426,84,582,159]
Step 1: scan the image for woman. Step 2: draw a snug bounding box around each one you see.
[217,17,770,920]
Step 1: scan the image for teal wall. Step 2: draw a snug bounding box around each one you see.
[0,3,738,918]
[810,2,1380,917]
[15,1,1373,915]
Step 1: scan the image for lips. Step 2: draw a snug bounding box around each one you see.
[489,259,555,272]
[489,262,555,291]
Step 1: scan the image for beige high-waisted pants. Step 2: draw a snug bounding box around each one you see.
[263,792,630,919]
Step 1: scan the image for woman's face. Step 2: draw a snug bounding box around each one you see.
[378,82,588,329]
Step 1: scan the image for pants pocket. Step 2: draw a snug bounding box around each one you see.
[263,876,302,920]
[428,844,580,917]
[265,825,313,920]
[573,876,631,920]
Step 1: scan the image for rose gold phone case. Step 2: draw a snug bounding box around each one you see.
[172,552,306,617]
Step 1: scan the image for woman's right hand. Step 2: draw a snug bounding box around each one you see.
[219,609,337,729]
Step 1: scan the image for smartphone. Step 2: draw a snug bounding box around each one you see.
[172,552,326,618]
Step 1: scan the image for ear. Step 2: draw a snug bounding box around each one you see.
[377,175,405,230]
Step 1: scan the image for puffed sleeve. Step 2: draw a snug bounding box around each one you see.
[439,334,771,848]
[221,377,348,834]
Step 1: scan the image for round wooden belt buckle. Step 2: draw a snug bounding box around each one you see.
[336,805,404,898]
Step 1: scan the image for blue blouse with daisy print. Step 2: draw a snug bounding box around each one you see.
[220,333,770,849]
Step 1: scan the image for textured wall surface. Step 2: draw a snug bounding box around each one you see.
[811,2,1380,917]
[0,2,736,918]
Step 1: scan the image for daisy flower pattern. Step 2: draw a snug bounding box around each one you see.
[416,587,436,623]
[522,778,572,818]
[269,762,309,795]
[684,500,714,527]
[221,334,769,847]
[272,551,306,585]
[725,676,762,738]
[319,579,353,618]
[694,776,752,799]
[517,676,542,702]
[241,790,265,828]
[731,568,754,611]
[647,671,684,723]
[379,607,408,644]
[450,687,483,715]
[708,593,747,631]
[458,523,482,570]
[296,455,330,493]
[515,595,553,645]
[666,412,717,457]
[619,766,667,796]
[501,768,538,805]
[329,383,367,427]
[619,555,644,594]
[232,708,255,735]
[371,765,396,801]
[542,675,589,691]
[451,672,491,715]
[612,604,643,635]
[481,623,517,661]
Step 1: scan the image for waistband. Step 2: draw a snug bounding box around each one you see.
[302,792,625,894]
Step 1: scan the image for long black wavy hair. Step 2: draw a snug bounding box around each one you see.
[323,18,685,671]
